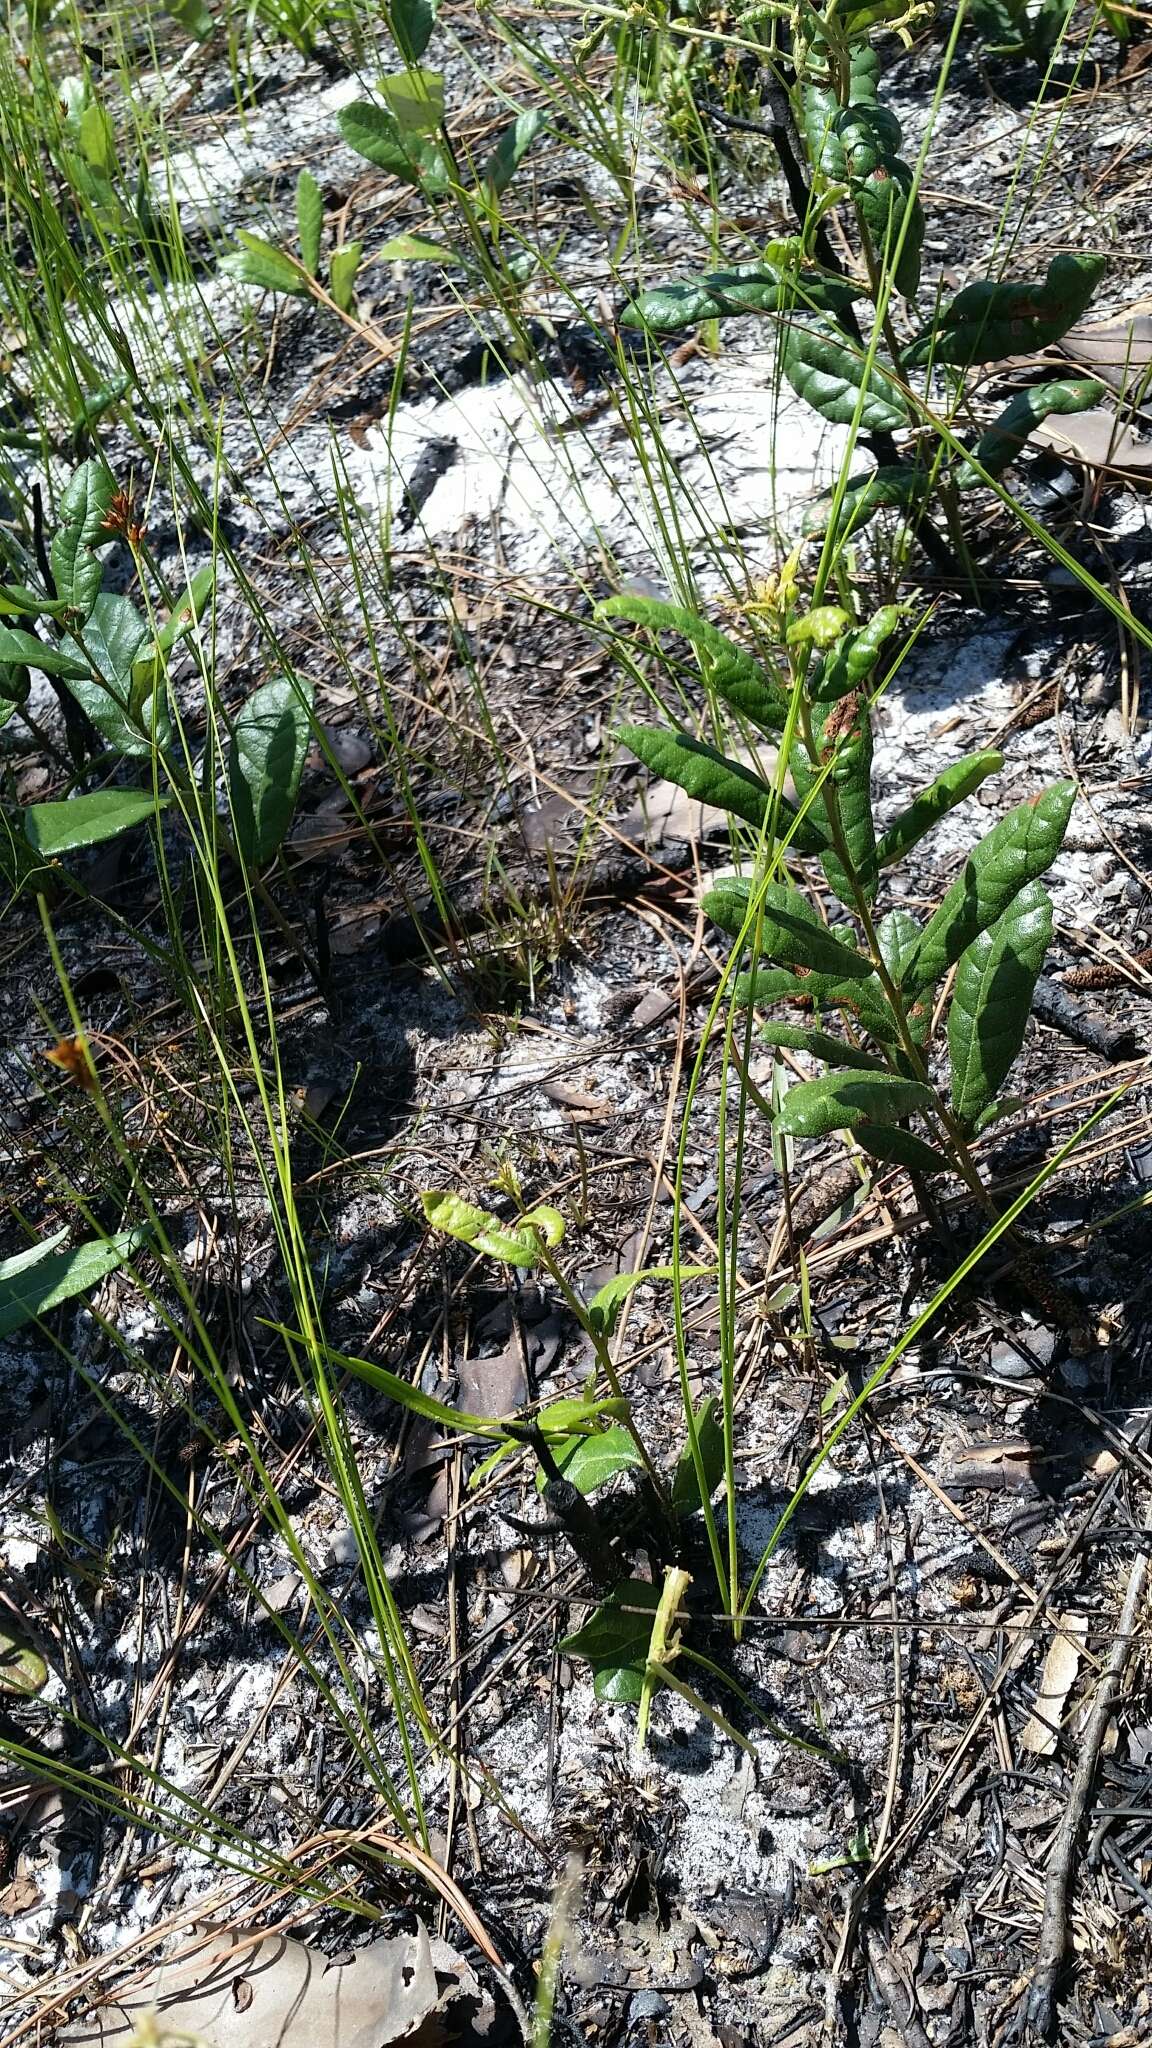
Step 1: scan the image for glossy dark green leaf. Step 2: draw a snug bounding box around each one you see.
[908,252,1107,368]
[833,105,922,296]
[390,0,437,62]
[596,594,789,730]
[619,261,862,335]
[221,232,310,296]
[906,781,1073,995]
[337,103,450,190]
[227,672,314,866]
[956,377,1107,486]
[757,1020,888,1072]
[948,880,1052,1120]
[0,1228,144,1339]
[671,1397,726,1518]
[803,465,930,539]
[25,789,166,856]
[856,1125,950,1174]
[560,1579,660,1703]
[774,1070,935,1138]
[782,319,908,433]
[875,751,1004,870]
[68,592,149,686]
[621,726,823,848]
[296,169,323,276]
[484,108,546,195]
[51,462,113,616]
[791,696,877,906]
[0,626,89,678]
[704,879,872,978]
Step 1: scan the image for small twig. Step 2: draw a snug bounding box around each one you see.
[1026,1538,1150,2035]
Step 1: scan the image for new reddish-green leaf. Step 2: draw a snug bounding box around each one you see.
[948,880,1052,1121]
[774,1071,935,1138]
[906,781,1073,995]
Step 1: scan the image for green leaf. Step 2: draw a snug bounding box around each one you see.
[378,68,445,134]
[620,725,823,849]
[856,1125,950,1175]
[790,695,877,906]
[956,378,1107,486]
[803,464,930,540]
[0,1630,48,1698]
[377,232,448,262]
[421,1189,564,1267]
[390,0,437,62]
[78,100,116,175]
[876,908,922,984]
[560,1579,661,1703]
[221,232,310,296]
[0,626,89,678]
[70,375,131,432]
[151,565,215,657]
[337,103,450,190]
[328,241,363,312]
[833,105,923,297]
[483,107,546,195]
[781,319,908,432]
[906,781,1074,996]
[948,880,1052,1121]
[671,1397,726,1518]
[774,1071,935,1138]
[757,1020,888,1072]
[596,594,789,730]
[908,252,1107,369]
[296,169,323,276]
[0,1228,144,1339]
[619,261,862,335]
[57,460,114,551]
[546,1425,644,1495]
[876,751,1004,870]
[67,591,148,686]
[25,789,166,856]
[811,605,903,704]
[586,1263,710,1340]
[309,1332,512,1438]
[704,879,873,979]
[167,0,214,38]
[227,672,314,866]
[735,965,829,1006]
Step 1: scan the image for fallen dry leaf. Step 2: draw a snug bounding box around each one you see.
[944,1439,1038,1491]
[1021,1612,1088,1756]
[1031,407,1152,477]
[1061,306,1152,401]
[61,1921,492,2045]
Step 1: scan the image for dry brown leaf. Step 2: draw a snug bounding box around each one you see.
[1021,1612,1088,1756]
[1061,306,1152,400]
[944,1439,1038,1491]
[1031,407,1152,477]
[61,1921,491,2045]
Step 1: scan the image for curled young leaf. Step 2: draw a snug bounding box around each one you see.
[948,880,1053,1121]
[810,605,904,704]
[421,1190,564,1266]
[803,465,930,540]
[875,750,1004,869]
[906,782,1074,995]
